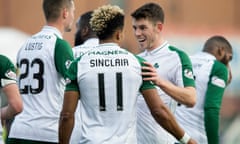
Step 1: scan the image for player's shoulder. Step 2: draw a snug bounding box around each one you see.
[134,54,145,61]
[0,55,16,79]
[168,45,191,63]
[168,45,188,56]
[0,55,14,67]
[132,55,147,67]
[53,37,72,53]
[0,54,10,62]
[212,60,228,73]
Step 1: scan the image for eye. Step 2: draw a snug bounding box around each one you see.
[139,25,146,30]
[132,26,137,31]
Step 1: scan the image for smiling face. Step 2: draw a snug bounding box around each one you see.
[132,18,162,51]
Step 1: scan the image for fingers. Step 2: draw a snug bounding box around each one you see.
[142,62,156,72]
[140,61,161,85]
[143,61,153,67]
[141,62,158,81]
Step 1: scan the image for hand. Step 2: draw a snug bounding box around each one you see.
[141,62,161,85]
[187,138,197,144]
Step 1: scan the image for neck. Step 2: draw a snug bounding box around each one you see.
[148,38,165,51]
[47,21,64,35]
[100,39,119,45]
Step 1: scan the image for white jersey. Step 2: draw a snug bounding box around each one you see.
[9,26,74,142]
[66,43,155,144]
[72,38,99,58]
[137,41,195,144]
[70,38,99,144]
[175,52,228,144]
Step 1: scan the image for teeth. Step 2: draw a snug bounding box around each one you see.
[138,39,145,42]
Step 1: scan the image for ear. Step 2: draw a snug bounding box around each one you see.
[63,8,69,19]
[217,46,225,57]
[116,30,123,41]
[81,27,89,36]
[156,22,163,31]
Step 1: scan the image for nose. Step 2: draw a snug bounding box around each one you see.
[134,28,142,37]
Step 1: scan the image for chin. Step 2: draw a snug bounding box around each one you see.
[139,46,146,51]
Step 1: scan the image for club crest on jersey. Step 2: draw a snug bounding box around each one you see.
[5,70,16,80]
[154,63,159,68]
[184,69,194,79]
[211,76,226,88]
[65,60,72,69]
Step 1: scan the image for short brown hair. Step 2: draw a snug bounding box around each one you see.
[131,2,164,24]
[43,0,73,22]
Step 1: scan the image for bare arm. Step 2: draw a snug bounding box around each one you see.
[59,91,79,144]
[142,62,196,107]
[141,89,197,144]
[1,83,23,120]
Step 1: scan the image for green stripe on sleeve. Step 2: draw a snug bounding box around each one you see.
[134,55,156,91]
[169,46,195,87]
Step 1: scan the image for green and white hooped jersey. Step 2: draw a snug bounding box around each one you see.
[9,26,74,142]
[136,41,195,144]
[175,52,228,144]
[66,43,155,144]
[0,55,17,144]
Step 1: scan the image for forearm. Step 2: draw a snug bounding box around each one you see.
[151,105,196,143]
[151,105,185,140]
[142,89,184,139]
[156,79,196,107]
[59,91,79,144]
[142,89,195,144]
[2,84,23,119]
[1,106,13,120]
[0,104,22,120]
[59,112,75,144]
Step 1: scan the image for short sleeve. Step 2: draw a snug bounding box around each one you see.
[0,55,17,87]
[134,55,156,91]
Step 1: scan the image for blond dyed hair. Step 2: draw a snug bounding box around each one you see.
[90,5,124,36]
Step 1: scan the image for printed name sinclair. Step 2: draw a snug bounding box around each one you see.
[90,58,129,67]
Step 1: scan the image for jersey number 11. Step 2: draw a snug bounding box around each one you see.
[98,72,123,111]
